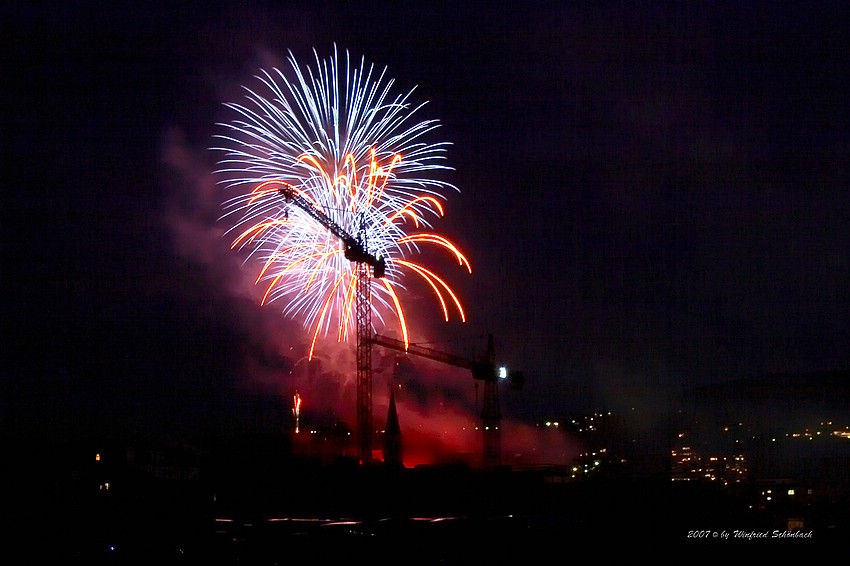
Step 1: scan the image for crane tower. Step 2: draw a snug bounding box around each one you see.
[279,187,385,464]
[372,333,523,468]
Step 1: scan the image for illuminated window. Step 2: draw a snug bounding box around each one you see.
[95,453,101,461]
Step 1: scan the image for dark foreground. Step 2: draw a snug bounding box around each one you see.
[5,462,848,564]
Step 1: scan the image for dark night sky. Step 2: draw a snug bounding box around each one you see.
[3,2,849,456]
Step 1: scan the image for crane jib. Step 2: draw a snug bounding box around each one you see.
[279,186,386,278]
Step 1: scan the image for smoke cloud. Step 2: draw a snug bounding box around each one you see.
[159,76,580,468]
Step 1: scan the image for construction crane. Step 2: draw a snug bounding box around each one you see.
[371,333,524,468]
[278,186,385,465]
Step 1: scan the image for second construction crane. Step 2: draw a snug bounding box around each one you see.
[372,333,523,468]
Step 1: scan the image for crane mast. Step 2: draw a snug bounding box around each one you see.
[279,187,384,464]
[371,333,503,468]
[354,216,372,464]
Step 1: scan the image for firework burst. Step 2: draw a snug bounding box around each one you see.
[213,46,471,358]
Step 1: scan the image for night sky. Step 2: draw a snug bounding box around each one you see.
[4,2,849,464]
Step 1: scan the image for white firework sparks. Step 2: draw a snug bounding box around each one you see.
[212,46,471,356]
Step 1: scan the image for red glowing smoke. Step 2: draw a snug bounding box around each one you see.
[162,127,580,468]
